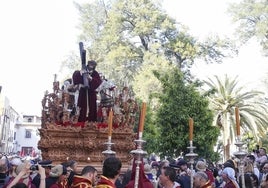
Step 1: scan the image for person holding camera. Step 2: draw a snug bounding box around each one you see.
[255,147,268,165]
[46,164,68,188]
[32,160,53,188]
[3,162,45,188]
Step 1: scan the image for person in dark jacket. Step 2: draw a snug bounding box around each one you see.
[174,159,191,188]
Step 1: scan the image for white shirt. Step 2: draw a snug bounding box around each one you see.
[173,181,181,188]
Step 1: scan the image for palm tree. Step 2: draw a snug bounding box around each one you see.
[203,74,268,161]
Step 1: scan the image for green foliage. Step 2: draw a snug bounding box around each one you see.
[133,52,176,109]
[228,0,268,55]
[142,101,160,154]
[202,74,268,160]
[59,51,80,78]
[153,69,220,161]
[260,133,268,149]
[58,0,242,162]
[203,75,268,143]
[242,132,256,152]
[67,0,237,87]
[197,35,238,63]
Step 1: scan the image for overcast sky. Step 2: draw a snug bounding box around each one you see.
[0,0,80,115]
[0,0,267,115]
[163,0,268,87]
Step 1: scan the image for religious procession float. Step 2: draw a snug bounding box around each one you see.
[37,43,145,172]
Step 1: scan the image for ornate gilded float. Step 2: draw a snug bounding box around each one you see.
[38,76,138,171]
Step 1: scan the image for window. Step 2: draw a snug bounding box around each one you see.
[25,130,31,138]
[21,147,33,156]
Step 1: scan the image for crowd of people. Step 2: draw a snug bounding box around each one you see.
[0,155,122,188]
[7,59,268,188]
[0,147,267,188]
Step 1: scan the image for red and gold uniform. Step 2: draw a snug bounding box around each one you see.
[95,175,115,188]
[71,175,93,188]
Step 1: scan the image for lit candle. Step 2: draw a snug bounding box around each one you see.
[138,102,147,133]
[235,107,240,136]
[189,118,193,141]
[108,109,113,137]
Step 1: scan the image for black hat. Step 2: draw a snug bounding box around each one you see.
[223,159,235,169]
[151,161,159,167]
[169,159,187,169]
[169,163,180,169]
[177,159,187,166]
[38,160,53,167]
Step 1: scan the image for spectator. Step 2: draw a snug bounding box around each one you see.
[32,160,53,188]
[175,159,191,188]
[9,158,22,178]
[3,161,36,188]
[159,166,181,188]
[10,182,27,188]
[260,161,268,185]
[46,164,68,188]
[193,171,211,188]
[144,164,154,182]
[246,155,260,181]
[195,160,215,187]
[221,167,239,188]
[238,173,256,188]
[255,147,268,165]
[0,159,9,187]
[66,160,78,187]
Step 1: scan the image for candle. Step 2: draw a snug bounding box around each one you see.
[138,102,147,133]
[108,109,113,137]
[235,107,240,136]
[189,118,193,141]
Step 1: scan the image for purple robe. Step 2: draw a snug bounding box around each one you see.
[125,160,154,188]
[72,70,102,122]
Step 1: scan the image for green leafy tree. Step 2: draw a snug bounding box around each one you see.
[203,74,268,161]
[228,0,268,55]
[58,0,239,159]
[154,69,220,161]
[68,0,237,85]
[142,102,160,154]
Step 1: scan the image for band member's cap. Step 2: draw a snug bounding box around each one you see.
[38,160,53,167]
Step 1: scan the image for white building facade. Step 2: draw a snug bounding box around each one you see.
[14,115,41,157]
[0,96,19,154]
[0,87,41,156]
